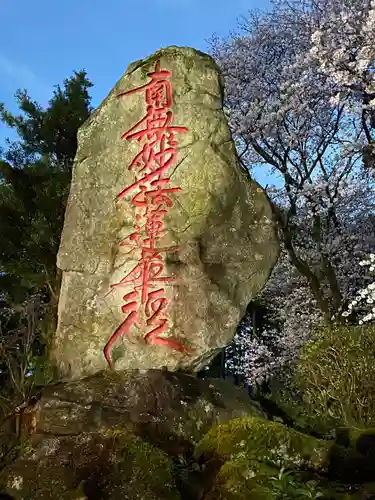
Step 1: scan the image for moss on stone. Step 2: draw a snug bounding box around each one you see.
[101,429,180,499]
[195,416,332,471]
[347,427,375,455]
[204,457,277,500]
[1,429,180,499]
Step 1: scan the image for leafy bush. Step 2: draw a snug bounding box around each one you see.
[276,323,375,431]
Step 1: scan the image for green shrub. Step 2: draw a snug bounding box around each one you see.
[282,323,375,430]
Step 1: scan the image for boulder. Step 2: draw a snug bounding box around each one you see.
[1,429,180,500]
[2,375,375,499]
[0,370,268,499]
[194,416,375,499]
[27,370,267,449]
[194,415,334,472]
[51,45,279,379]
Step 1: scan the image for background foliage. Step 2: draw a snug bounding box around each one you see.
[0,71,93,416]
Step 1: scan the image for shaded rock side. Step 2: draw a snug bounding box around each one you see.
[27,370,268,448]
[3,377,375,500]
[0,370,268,499]
[1,429,181,500]
[52,45,279,379]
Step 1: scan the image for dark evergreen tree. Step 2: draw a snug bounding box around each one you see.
[0,71,93,414]
[0,71,93,303]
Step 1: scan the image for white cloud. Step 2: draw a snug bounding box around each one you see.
[0,53,50,101]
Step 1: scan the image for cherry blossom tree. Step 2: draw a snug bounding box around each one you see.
[307,0,375,145]
[226,175,375,387]
[341,253,375,324]
[211,0,375,318]
[274,0,375,169]
[211,0,375,385]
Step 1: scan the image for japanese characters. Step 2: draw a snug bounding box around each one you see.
[104,60,189,367]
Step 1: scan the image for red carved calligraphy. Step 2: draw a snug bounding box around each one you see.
[104,61,190,368]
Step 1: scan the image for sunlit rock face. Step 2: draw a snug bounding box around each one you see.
[51,46,279,380]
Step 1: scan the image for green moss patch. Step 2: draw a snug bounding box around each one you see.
[195,416,332,471]
[1,429,180,500]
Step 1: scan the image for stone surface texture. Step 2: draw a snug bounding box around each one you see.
[1,372,373,499]
[0,370,269,499]
[52,45,279,379]
[31,370,268,445]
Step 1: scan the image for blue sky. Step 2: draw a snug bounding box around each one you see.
[0,0,273,181]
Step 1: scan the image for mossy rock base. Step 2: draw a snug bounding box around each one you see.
[31,369,267,451]
[0,429,180,499]
[194,417,375,500]
[0,370,269,499]
[203,458,278,500]
[3,375,375,499]
[195,415,334,471]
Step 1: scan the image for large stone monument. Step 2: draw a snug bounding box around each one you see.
[51,46,279,379]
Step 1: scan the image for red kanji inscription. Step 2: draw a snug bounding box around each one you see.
[104,60,191,367]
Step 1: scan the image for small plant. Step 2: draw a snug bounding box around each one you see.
[259,467,324,499]
[295,480,324,499]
